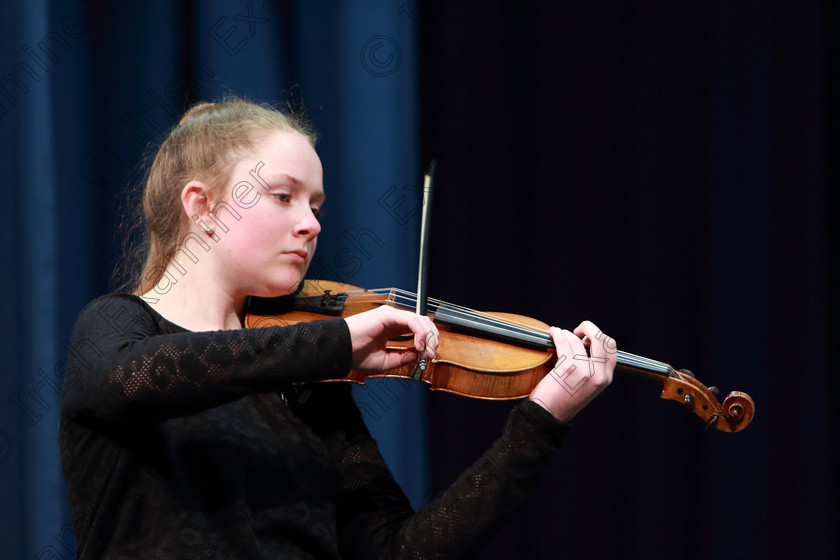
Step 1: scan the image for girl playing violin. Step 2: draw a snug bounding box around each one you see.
[59,99,616,559]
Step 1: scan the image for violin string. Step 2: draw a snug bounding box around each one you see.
[338,288,673,374]
[343,289,548,344]
[350,289,670,373]
[347,289,673,374]
[388,289,546,334]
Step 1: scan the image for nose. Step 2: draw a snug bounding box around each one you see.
[294,207,321,239]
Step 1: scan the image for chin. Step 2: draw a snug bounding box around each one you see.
[270,274,306,297]
[260,284,301,299]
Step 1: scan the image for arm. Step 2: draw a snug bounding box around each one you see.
[354,401,567,560]
[324,321,615,559]
[295,384,568,560]
[61,294,352,424]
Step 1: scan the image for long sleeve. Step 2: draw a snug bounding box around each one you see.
[389,401,568,559]
[60,292,568,560]
[295,384,570,559]
[60,293,355,559]
[61,293,352,424]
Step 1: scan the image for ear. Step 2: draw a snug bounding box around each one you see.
[181,180,218,239]
[181,180,211,216]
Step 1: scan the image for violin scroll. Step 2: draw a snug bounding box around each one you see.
[659,371,755,432]
[719,391,755,430]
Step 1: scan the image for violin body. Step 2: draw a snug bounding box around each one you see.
[246,280,554,399]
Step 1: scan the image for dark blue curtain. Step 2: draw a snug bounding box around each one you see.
[1,1,836,559]
[1,1,425,557]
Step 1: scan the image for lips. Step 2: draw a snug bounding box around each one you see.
[284,250,308,261]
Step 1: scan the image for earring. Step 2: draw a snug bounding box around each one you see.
[192,213,215,236]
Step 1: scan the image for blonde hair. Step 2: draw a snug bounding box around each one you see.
[131,98,316,294]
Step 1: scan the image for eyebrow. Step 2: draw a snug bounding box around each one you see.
[259,173,301,185]
[279,173,301,184]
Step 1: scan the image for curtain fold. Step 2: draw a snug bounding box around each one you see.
[1,1,426,557]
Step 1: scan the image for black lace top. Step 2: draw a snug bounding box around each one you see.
[59,293,570,559]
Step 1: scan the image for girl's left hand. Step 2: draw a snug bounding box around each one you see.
[529,320,616,421]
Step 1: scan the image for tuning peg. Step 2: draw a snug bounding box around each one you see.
[683,394,695,410]
[708,386,719,396]
[678,368,695,378]
[705,414,720,430]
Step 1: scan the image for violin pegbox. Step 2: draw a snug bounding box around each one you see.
[659,369,755,432]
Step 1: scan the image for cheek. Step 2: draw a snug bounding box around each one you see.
[217,220,274,260]
[242,212,288,242]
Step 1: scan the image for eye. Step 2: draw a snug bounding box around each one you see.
[273,193,291,203]
[311,207,323,218]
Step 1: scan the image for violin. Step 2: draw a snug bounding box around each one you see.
[247,161,753,432]
[245,279,755,433]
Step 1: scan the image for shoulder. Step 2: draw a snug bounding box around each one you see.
[70,292,175,343]
[77,292,149,315]
[74,292,150,324]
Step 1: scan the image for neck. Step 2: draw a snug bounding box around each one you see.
[139,260,247,332]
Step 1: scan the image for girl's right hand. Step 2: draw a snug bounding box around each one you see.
[343,306,439,372]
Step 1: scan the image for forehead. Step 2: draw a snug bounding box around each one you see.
[232,129,323,188]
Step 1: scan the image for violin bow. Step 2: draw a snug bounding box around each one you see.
[412,160,436,379]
